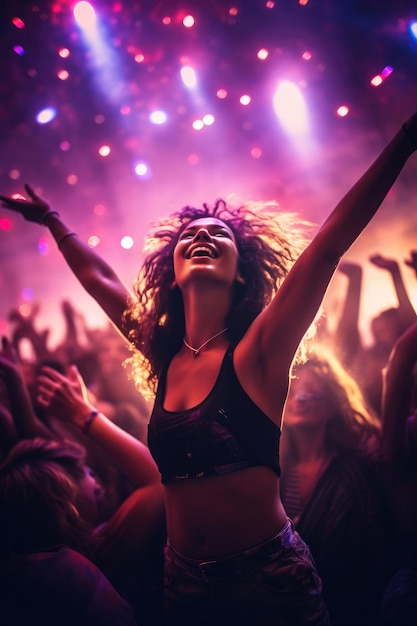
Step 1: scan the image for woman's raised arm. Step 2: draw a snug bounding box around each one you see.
[0,184,132,337]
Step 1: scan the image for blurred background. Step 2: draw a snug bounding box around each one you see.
[1,0,417,349]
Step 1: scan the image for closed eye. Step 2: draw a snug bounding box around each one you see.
[214,230,232,238]
[179,231,194,240]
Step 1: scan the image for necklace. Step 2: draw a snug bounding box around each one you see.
[182,327,229,357]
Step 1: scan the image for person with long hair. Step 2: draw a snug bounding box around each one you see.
[1,111,417,625]
[281,346,388,626]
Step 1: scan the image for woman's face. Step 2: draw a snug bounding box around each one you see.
[284,368,333,430]
[173,217,241,291]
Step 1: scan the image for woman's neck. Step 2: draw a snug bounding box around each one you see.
[182,285,231,345]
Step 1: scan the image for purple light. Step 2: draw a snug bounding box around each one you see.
[36,107,57,124]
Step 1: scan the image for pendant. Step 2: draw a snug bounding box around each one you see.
[194,350,199,357]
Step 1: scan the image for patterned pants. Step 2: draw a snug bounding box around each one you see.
[164,518,330,626]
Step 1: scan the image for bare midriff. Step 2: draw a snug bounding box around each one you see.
[164,465,287,559]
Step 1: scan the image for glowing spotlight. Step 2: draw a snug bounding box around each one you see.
[202,114,215,126]
[13,45,25,56]
[370,75,383,87]
[216,88,227,99]
[240,95,251,105]
[134,162,150,177]
[181,66,197,89]
[36,107,57,124]
[98,145,111,156]
[183,15,195,28]
[149,110,168,125]
[337,105,349,117]
[121,236,134,249]
[410,21,417,41]
[192,119,204,130]
[257,48,269,60]
[73,2,97,33]
[273,81,309,135]
[370,66,393,87]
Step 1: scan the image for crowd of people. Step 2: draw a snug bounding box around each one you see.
[0,111,417,625]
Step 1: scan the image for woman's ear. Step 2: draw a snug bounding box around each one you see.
[235,273,245,285]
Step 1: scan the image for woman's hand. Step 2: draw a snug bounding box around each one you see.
[0,183,55,224]
[369,253,399,274]
[37,364,95,429]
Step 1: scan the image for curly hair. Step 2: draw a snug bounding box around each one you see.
[123,198,311,399]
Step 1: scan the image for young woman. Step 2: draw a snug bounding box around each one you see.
[1,111,416,625]
[281,347,387,626]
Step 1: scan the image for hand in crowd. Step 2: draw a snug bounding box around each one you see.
[369,254,400,274]
[37,364,95,430]
[0,183,53,224]
[8,304,51,362]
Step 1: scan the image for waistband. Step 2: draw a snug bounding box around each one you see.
[166,518,294,582]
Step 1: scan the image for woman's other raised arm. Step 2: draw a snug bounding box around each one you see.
[256,112,417,367]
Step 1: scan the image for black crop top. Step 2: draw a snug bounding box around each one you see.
[147,347,281,484]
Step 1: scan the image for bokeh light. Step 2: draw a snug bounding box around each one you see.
[36,107,57,124]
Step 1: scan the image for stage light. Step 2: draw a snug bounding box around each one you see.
[273,81,308,135]
[181,66,197,89]
[36,107,57,124]
[149,110,168,124]
[73,2,97,33]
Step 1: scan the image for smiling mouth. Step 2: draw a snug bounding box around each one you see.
[187,245,218,259]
